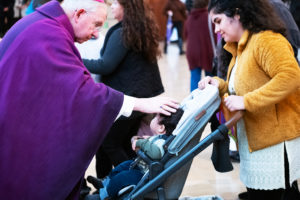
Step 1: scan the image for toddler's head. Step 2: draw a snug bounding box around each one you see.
[150,108,184,136]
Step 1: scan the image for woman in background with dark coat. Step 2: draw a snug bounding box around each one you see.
[184,0,216,91]
[83,0,164,178]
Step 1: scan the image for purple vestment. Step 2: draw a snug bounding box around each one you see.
[0,1,123,199]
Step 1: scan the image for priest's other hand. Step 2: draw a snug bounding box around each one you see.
[134,97,179,116]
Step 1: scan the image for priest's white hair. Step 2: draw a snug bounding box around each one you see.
[61,0,107,13]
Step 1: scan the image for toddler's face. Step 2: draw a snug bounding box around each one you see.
[150,114,165,135]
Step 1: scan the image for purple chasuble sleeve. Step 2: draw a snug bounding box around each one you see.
[0,1,123,199]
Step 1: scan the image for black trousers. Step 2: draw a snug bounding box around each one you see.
[164,21,184,53]
[246,148,300,200]
[95,112,144,178]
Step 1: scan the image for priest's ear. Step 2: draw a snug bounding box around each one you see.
[74,8,87,23]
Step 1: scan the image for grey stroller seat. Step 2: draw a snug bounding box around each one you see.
[86,85,241,200]
[122,85,222,200]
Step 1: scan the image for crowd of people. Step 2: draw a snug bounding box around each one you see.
[0,0,300,200]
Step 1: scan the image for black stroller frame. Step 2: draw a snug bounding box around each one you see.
[112,85,243,200]
[85,86,242,200]
[125,111,243,200]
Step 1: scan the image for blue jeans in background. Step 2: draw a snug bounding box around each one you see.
[190,68,212,92]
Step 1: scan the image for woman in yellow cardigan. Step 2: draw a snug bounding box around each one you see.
[199,0,300,199]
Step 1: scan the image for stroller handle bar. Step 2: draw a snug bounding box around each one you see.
[225,110,244,129]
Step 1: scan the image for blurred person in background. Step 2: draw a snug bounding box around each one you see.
[270,0,300,61]
[184,0,216,92]
[163,0,187,55]
[0,0,15,37]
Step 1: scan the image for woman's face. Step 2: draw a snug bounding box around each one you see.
[111,0,124,21]
[210,12,244,42]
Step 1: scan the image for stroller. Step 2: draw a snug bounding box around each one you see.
[87,85,242,200]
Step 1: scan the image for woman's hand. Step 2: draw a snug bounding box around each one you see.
[198,76,219,90]
[224,95,245,112]
[134,96,179,116]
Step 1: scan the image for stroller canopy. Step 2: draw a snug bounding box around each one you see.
[168,85,221,154]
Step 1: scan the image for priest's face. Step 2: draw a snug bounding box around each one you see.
[73,6,107,43]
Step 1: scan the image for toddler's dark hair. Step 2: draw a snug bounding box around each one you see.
[158,108,184,136]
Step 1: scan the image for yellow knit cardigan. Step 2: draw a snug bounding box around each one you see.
[216,30,300,152]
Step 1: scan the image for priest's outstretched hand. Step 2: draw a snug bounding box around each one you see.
[134,96,179,116]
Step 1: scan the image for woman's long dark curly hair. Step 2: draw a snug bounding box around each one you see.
[118,0,161,62]
[208,0,286,36]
